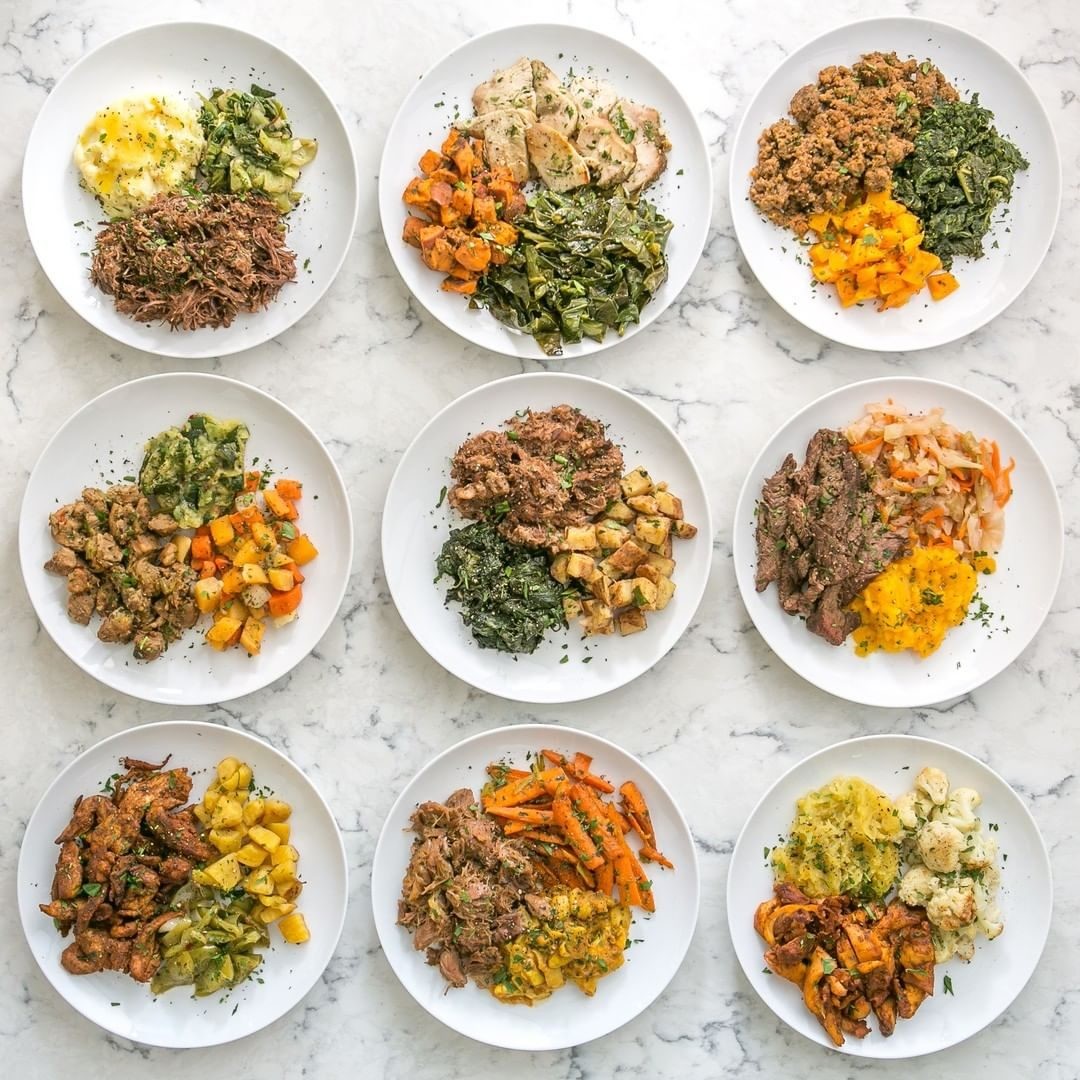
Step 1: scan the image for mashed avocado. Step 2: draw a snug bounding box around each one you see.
[140,413,249,528]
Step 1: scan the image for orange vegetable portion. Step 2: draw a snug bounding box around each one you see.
[807,187,957,311]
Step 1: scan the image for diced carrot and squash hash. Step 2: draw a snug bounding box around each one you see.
[402,128,524,295]
[191,472,319,656]
[807,187,959,310]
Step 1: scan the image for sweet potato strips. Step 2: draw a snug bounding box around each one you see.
[479,749,674,911]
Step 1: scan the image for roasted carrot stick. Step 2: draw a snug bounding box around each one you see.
[619,781,656,848]
[552,790,604,870]
[485,806,553,824]
[541,749,615,793]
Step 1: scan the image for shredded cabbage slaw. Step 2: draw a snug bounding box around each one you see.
[845,401,1013,565]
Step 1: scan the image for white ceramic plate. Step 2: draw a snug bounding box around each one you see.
[381,372,712,703]
[727,734,1052,1057]
[18,721,348,1048]
[19,372,353,705]
[732,377,1062,707]
[22,21,358,358]
[729,16,1061,351]
[371,723,699,1050]
[378,23,712,359]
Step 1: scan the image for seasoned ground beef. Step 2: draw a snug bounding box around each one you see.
[448,405,624,548]
[749,52,957,233]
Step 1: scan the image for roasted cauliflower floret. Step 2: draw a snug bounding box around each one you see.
[895,789,931,830]
[916,819,964,873]
[939,787,982,833]
[976,891,1005,941]
[926,885,978,930]
[915,766,950,806]
[959,831,998,870]
[898,865,940,907]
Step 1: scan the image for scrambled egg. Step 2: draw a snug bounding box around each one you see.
[490,889,631,1004]
[73,94,204,218]
[851,546,977,658]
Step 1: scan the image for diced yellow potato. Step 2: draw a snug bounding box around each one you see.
[191,868,216,887]
[565,552,596,579]
[673,520,698,540]
[243,797,266,826]
[209,517,235,547]
[217,757,240,782]
[629,577,659,610]
[620,468,653,498]
[562,595,583,621]
[204,853,243,891]
[240,563,269,585]
[258,894,289,910]
[581,599,614,636]
[604,500,635,524]
[237,762,252,792]
[564,525,597,551]
[194,577,223,614]
[240,617,264,657]
[235,843,268,868]
[244,868,275,896]
[586,570,611,604]
[652,533,674,558]
[634,516,671,547]
[626,494,658,515]
[209,826,244,854]
[618,607,648,635]
[606,539,649,576]
[596,521,629,550]
[262,799,292,823]
[635,563,663,587]
[654,575,676,611]
[206,616,243,648]
[654,490,683,519]
[277,912,310,944]
[271,843,299,866]
[250,521,276,551]
[549,552,571,585]
[220,567,245,595]
[267,822,291,844]
[278,879,303,902]
[247,825,282,852]
[211,796,243,829]
[597,557,626,581]
[609,578,635,609]
[270,859,297,884]
[173,535,192,564]
[202,788,221,810]
[232,539,261,565]
[193,803,211,826]
[267,567,295,592]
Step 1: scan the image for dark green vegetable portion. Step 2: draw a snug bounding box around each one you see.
[892,95,1028,269]
[473,187,673,357]
[198,84,318,213]
[435,522,568,653]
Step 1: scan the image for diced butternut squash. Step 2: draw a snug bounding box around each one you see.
[267,567,295,592]
[209,517,235,547]
[286,534,319,565]
[239,617,264,656]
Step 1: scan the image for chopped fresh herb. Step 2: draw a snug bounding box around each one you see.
[943,974,954,995]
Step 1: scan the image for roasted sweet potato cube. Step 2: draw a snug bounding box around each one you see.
[451,143,475,176]
[473,195,498,224]
[487,221,518,246]
[422,236,456,273]
[403,176,435,210]
[441,277,477,295]
[402,215,427,247]
[634,516,671,547]
[655,490,684,519]
[441,129,467,157]
[565,553,596,579]
[454,236,490,272]
[618,608,648,636]
[673,520,698,539]
[450,185,474,219]
[621,468,653,498]
[606,539,649,576]
[418,149,444,176]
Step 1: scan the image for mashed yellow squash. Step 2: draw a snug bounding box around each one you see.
[74,94,204,218]
[772,777,901,901]
[851,547,978,658]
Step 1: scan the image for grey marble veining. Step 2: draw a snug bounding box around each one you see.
[1,0,1077,1077]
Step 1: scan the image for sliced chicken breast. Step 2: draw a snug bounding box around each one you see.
[568,74,619,120]
[525,124,590,192]
[467,107,537,183]
[473,57,536,114]
[611,98,671,193]
[574,114,636,187]
[530,59,579,137]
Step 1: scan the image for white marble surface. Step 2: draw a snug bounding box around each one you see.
[2,0,1077,1076]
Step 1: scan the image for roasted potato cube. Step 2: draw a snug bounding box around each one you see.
[596,521,629,550]
[645,552,676,577]
[620,468,653,498]
[618,607,648,635]
[629,577,659,610]
[271,844,300,866]
[581,599,614,636]
[247,825,282,852]
[604,500,636,524]
[597,557,626,580]
[655,490,684,519]
[267,822,291,844]
[244,868,275,896]
[654,575,677,610]
[243,798,266,827]
[635,563,663,587]
[627,494,659,515]
[634,516,671,547]
[277,912,310,944]
[236,843,268,868]
[609,579,635,608]
[586,570,611,604]
[262,799,292,823]
[270,859,297,884]
[674,520,698,539]
[550,552,572,585]
[606,539,649,576]
[204,854,242,892]
[562,595,584,621]
[564,525,598,551]
[565,552,596,579]
[208,827,244,854]
[652,533,674,558]
[211,796,243,830]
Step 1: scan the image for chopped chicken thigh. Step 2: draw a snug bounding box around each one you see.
[613,98,671,193]
[574,114,636,187]
[472,56,536,114]
[530,59,579,137]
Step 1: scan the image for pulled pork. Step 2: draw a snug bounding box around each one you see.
[89,192,296,331]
